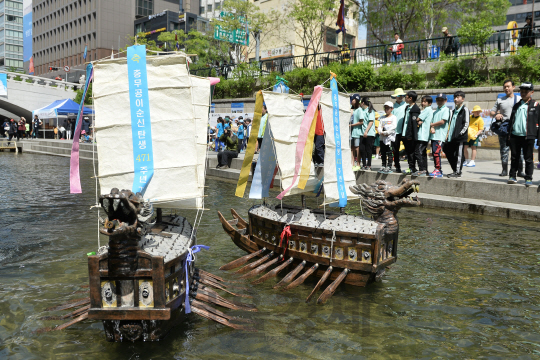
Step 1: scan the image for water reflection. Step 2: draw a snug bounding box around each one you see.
[1,153,539,359]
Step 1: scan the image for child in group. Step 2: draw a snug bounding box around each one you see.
[443,91,469,178]
[464,105,484,167]
[373,111,380,159]
[413,96,434,176]
[401,91,421,174]
[377,101,397,174]
[349,94,363,171]
[428,93,450,178]
[359,97,376,170]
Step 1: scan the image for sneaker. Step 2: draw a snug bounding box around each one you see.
[499,169,508,177]
[466,160,476,167]
[412,170,427,177]
[429,169,443,178]
[378,167,387,174]
[352,165,361,171]
[447,172,462,178]
[363,166,372,171]
[402,168,412,175]
[507,177,517,184]
[525,180,533,187]
[463,159,469,166]
[385,167,393,174]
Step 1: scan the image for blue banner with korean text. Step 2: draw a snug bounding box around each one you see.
[331,78,347,207]
[127,45,154,195]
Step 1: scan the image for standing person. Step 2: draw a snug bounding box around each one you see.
[2,120,9,138]
[412,96,434,176]
[401,91,421,174]
[359,97,376,170]
[389,33,404,62]
[373,111,381,159]
[82,116,90,135]
[464,105,484,167]
[518,14,536,48]
[442,27,459,57]
[17,118,25,141]
[7,118,17,145]
[349,94,363,171]
[216,128,239,169]
[25,120,30,139]
[313,105,325,167]
[215,117,224,152]
[237,119,245,152]
[443,91,469,178]
[244,118,252,150]
[490,80,523,177]
[32,115,42,139]
[377,101,397,174]
[391,88,407,173]
[53,126,58,139]
[507,82,539,187]
[256,105,268,152]
[59,124,66,139]
[429,93,450,177]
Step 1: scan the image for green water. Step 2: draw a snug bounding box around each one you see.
[1,153,540,359]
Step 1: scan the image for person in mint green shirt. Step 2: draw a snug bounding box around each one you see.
[412,96,434,176]
[507,82,540,185]
[359,97,376,170]
[391,88,407,172]
[428,93,450,177]
[349,94,362,171]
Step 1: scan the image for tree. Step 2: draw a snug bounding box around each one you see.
[284,0,336,56]
[74,83,92,105]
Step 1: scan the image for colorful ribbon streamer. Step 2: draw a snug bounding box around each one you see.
[184,244,209,314]
[298,106,319,189]
[70,63,94,194]
[235,91,264,198]
[330,77,347,207]
[127,45,154,195]
[276,86,322,199]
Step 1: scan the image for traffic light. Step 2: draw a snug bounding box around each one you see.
[49,66,59,71]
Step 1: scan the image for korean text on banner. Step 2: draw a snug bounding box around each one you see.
[127,45,155,195]
[330,78,347,207]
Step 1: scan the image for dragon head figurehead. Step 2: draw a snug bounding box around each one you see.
[350,179,420,236]
[99,188,153,274]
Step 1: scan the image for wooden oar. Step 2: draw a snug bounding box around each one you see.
[191,305,255,331]
[199,277,253,298]
[251,257,294,285]
[45,298,90,312]
[282,263,319,292]
[199,274,248,290]
[273,261,306,289]
[240,255,282,280]
[54,312,89,331]
[305,266,333,303]
[235,251,274,274]
[220,248,266,270]
[198,287,258,312]
[199,269,245,284]
[317,268,349,304]
[191,299,254,323]
[40,304,91,321]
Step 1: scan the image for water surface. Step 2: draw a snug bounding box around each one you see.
[1,153,539,359]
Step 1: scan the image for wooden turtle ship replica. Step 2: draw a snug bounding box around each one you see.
[218,78,420,303]
[40,49,256,341]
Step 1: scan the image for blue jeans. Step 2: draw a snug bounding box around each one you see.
[391,53,402,62]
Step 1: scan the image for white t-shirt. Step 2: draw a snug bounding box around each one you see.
[377,114,397,145]
[392,39,403,53]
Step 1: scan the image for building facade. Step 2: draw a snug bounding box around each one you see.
[0,0,24,71]
[31,0,193,79]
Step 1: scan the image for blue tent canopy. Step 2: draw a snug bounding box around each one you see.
[33,99,94,118]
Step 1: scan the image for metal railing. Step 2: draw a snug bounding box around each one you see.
[190,25,540,79]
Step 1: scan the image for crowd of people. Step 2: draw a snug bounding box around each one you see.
[1,115,92,144]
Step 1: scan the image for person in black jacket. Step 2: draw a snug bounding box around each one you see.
[518,15,536,48]
[506,82,539,186]
[401,91,421,174]
[7,118,18,145]
[443,91,469,178]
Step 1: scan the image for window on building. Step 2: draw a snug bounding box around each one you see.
[135,23,142,34]
[326,28,338,47]
[136,0,153,18]
[169,21,179,31]
[6,1,23,10]
[199,6,204,14]
[215,2,221,10]
[344,34,354,48]
[207,4,212,12]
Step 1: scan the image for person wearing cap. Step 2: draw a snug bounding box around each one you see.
[442,27,459,57]
[507,82,540,187]
[400,91,421,175]
[443,91,469,178]
[490,80,523,177]
[391,88,407,173]
[428,93,450,177]
[463,105,484,168]
[377,101,397,174]
[413,96,434,176]
[32,115,42,139]
[518,14,536,48]
[350,94,362,171]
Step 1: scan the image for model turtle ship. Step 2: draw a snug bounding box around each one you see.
[218,76,420,303]
[40,48,255,341]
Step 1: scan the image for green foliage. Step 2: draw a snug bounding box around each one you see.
[457,18,495,57]
[434,57,485,87]
[73,83,93,105]
[372,64,426,91]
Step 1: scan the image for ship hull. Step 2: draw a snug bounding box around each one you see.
[218,205,398,287]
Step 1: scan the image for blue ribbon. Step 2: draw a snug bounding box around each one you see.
[273,80,289,93]
[184,244,209,314]
[127,45,154,195]
[331,78,347,207]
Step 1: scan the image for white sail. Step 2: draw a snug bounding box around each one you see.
[262,91,320,196]
[93,54,210,209]
[320,88,356,203]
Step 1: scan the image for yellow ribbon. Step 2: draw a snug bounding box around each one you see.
[298,107,319,190]
[235,91,264,197]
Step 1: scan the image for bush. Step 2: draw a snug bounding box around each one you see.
[433,57,485,88]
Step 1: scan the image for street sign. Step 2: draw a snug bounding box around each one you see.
[213,12,249,46]
[64,65,70,72]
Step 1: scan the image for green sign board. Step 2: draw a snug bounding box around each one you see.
[213,12,249,46]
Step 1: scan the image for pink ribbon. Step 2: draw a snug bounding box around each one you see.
[276,86,323,199]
